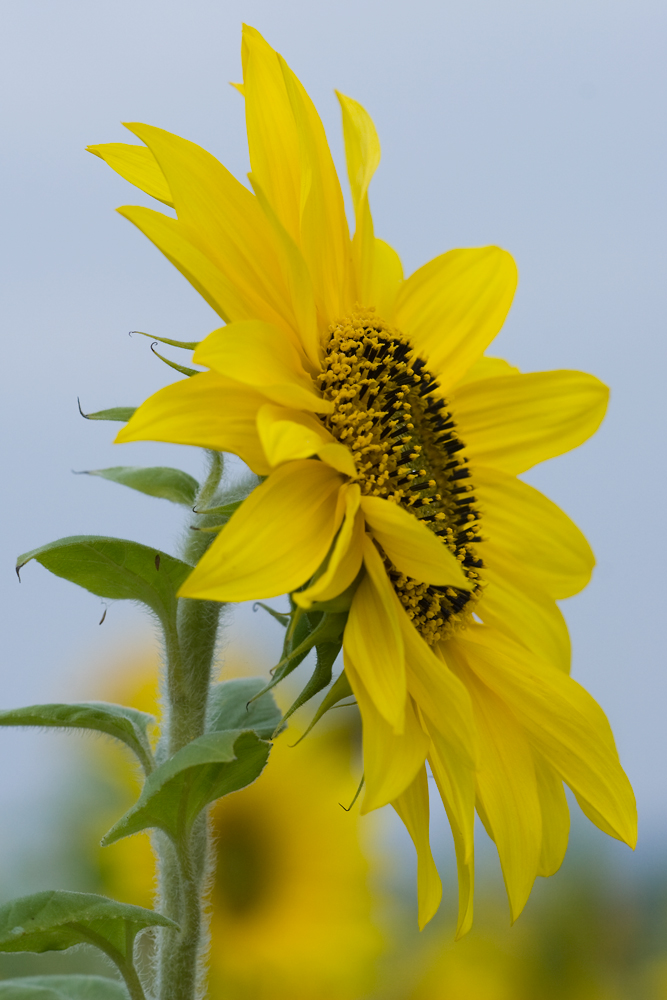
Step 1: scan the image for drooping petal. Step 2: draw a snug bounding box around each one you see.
[256,404,333,467]
[424,714,476,938]
[294,487,363,608]
[344,535,406,731]
[445,642,542,922]
[115,371,270,474]
[452,355,520,388]
[450,371,609,475]
[87,143,173,206]
[123,122,295,332]
[178,460,345,602]
[278,52,353,322]
[360,496,469,588]
[399,612,477,770]
[458,626,637,849]
[534,752,570,877]
[194,322,331,413]
[392,767,443,929]
[475,464,595,600]
[345,654,428,812]
[395,247,518,391]
[477,559,572,673]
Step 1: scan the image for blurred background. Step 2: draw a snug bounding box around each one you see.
[1,0,666,996]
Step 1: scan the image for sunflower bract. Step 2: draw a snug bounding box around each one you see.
[96,22,636,935]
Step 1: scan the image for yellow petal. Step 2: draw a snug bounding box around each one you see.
[371,238,404,320]
[400,616,476,770]
[294,487,363,608]
[360,496,469,588]
[344,535,407,731]
[87,143,173,206]
[475,463,595,599]
[458,626,637,849]
[424,713,476,938]
[118,205,238,322]
[452,354,520,389]
[477,559,572,672]
[392,767,443,930]
[123,122,295,332]
[278,52,352,322]
[256,404,332,467]
[534,753,570,877]
[446,644,542,922]
[249,172,320,367]
[395,247,518,390]
[345,654,428,812]
[450,370,609,475]
[315,443,357,478]
[242,25,302,244]
[178,460,344,601]
[115,371,269,475]
[194,321,332,414]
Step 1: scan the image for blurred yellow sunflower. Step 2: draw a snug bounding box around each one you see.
[91,25,636,933]
[97,657,383,1000]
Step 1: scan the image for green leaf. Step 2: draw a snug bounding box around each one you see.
[207,678,282,740]
[131,330,199,350]
[0,975,128,1000]
[280,640,342,729]
[293,670,355,745]
[0,702,155,774]
[16,537,191,631]
[77,401,136,422]
[0,891,175,963]
[102,730,270,846]
[80,466,199,506]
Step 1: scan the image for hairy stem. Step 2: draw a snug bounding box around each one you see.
[156,451,225,1000]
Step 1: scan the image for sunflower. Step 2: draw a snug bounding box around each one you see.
[90,24,636,934]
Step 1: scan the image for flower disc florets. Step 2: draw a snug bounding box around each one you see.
[318,309,484,642]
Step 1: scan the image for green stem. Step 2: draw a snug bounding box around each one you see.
[155,451,225,1000]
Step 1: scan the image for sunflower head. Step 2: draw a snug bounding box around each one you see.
[92,24,636,936]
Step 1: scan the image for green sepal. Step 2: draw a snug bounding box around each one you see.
[0,975,129,999]
[77,401,136,423]
[16,537,191,632]
[131,330,199,350]
[0,891,175,961]
[78,466,199,506]
[102,730,270,846]
[302,573,362,614]
[293,670,355,745]
[253,602,290,628]
[252,612,347,702]
[0,702,155,774]
[150,344,198,377]
[279,640,342,731]
[207,678,282,740]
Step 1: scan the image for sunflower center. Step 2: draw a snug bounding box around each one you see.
[317,309,484,643]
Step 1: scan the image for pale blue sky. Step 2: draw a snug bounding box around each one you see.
[0,0,665,885]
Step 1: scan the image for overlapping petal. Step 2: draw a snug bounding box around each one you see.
[360,495,469,588]
[294,486,363,608]
[179,460,345,602]
[395,247,518,390]
[344,535,406,731]
[87,143,173,206]
[116,371,270,474]
[194,322,331,413]
[450,370,609,474]
[458,626,637,848]
[534,753,570,877]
